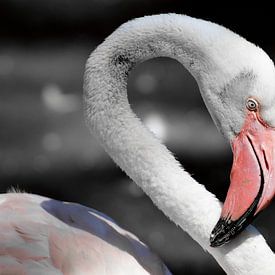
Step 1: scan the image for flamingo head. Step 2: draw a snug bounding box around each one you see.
[205,46,275,247]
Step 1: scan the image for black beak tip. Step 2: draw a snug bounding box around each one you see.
[209,233,222,247]
[210,199,260,247]
[210,233,228,247]
[209,218,234,247]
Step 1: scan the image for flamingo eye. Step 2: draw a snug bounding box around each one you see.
[246,98,258,111]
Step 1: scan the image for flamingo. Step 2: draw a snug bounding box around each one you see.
[1,14,275,274]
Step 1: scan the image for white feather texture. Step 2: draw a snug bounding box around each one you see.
[84,14,275,274]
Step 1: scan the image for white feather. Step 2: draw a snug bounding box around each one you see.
[85,14,275,274]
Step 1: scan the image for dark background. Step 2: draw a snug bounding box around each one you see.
[0,2,274,274]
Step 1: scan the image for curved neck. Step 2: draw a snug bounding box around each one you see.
[84,14,275,274]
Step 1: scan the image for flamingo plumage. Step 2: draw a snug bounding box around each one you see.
[1,14,275,274]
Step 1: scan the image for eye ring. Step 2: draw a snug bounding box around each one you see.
[246,98,258,111]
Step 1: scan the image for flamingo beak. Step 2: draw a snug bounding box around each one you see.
[210,110,275,247]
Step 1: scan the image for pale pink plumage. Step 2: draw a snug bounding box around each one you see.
[0,193,170,275]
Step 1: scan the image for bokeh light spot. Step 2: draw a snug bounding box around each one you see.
[41,83,80,113]
[144,113,167,141]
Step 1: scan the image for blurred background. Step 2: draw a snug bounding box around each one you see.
[0,3,274,274]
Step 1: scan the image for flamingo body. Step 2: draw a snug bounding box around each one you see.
[0,193,170,275]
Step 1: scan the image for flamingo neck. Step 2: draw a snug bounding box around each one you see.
[84,14,275,273]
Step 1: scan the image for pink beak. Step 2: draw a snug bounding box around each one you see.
[210,110,275,247]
